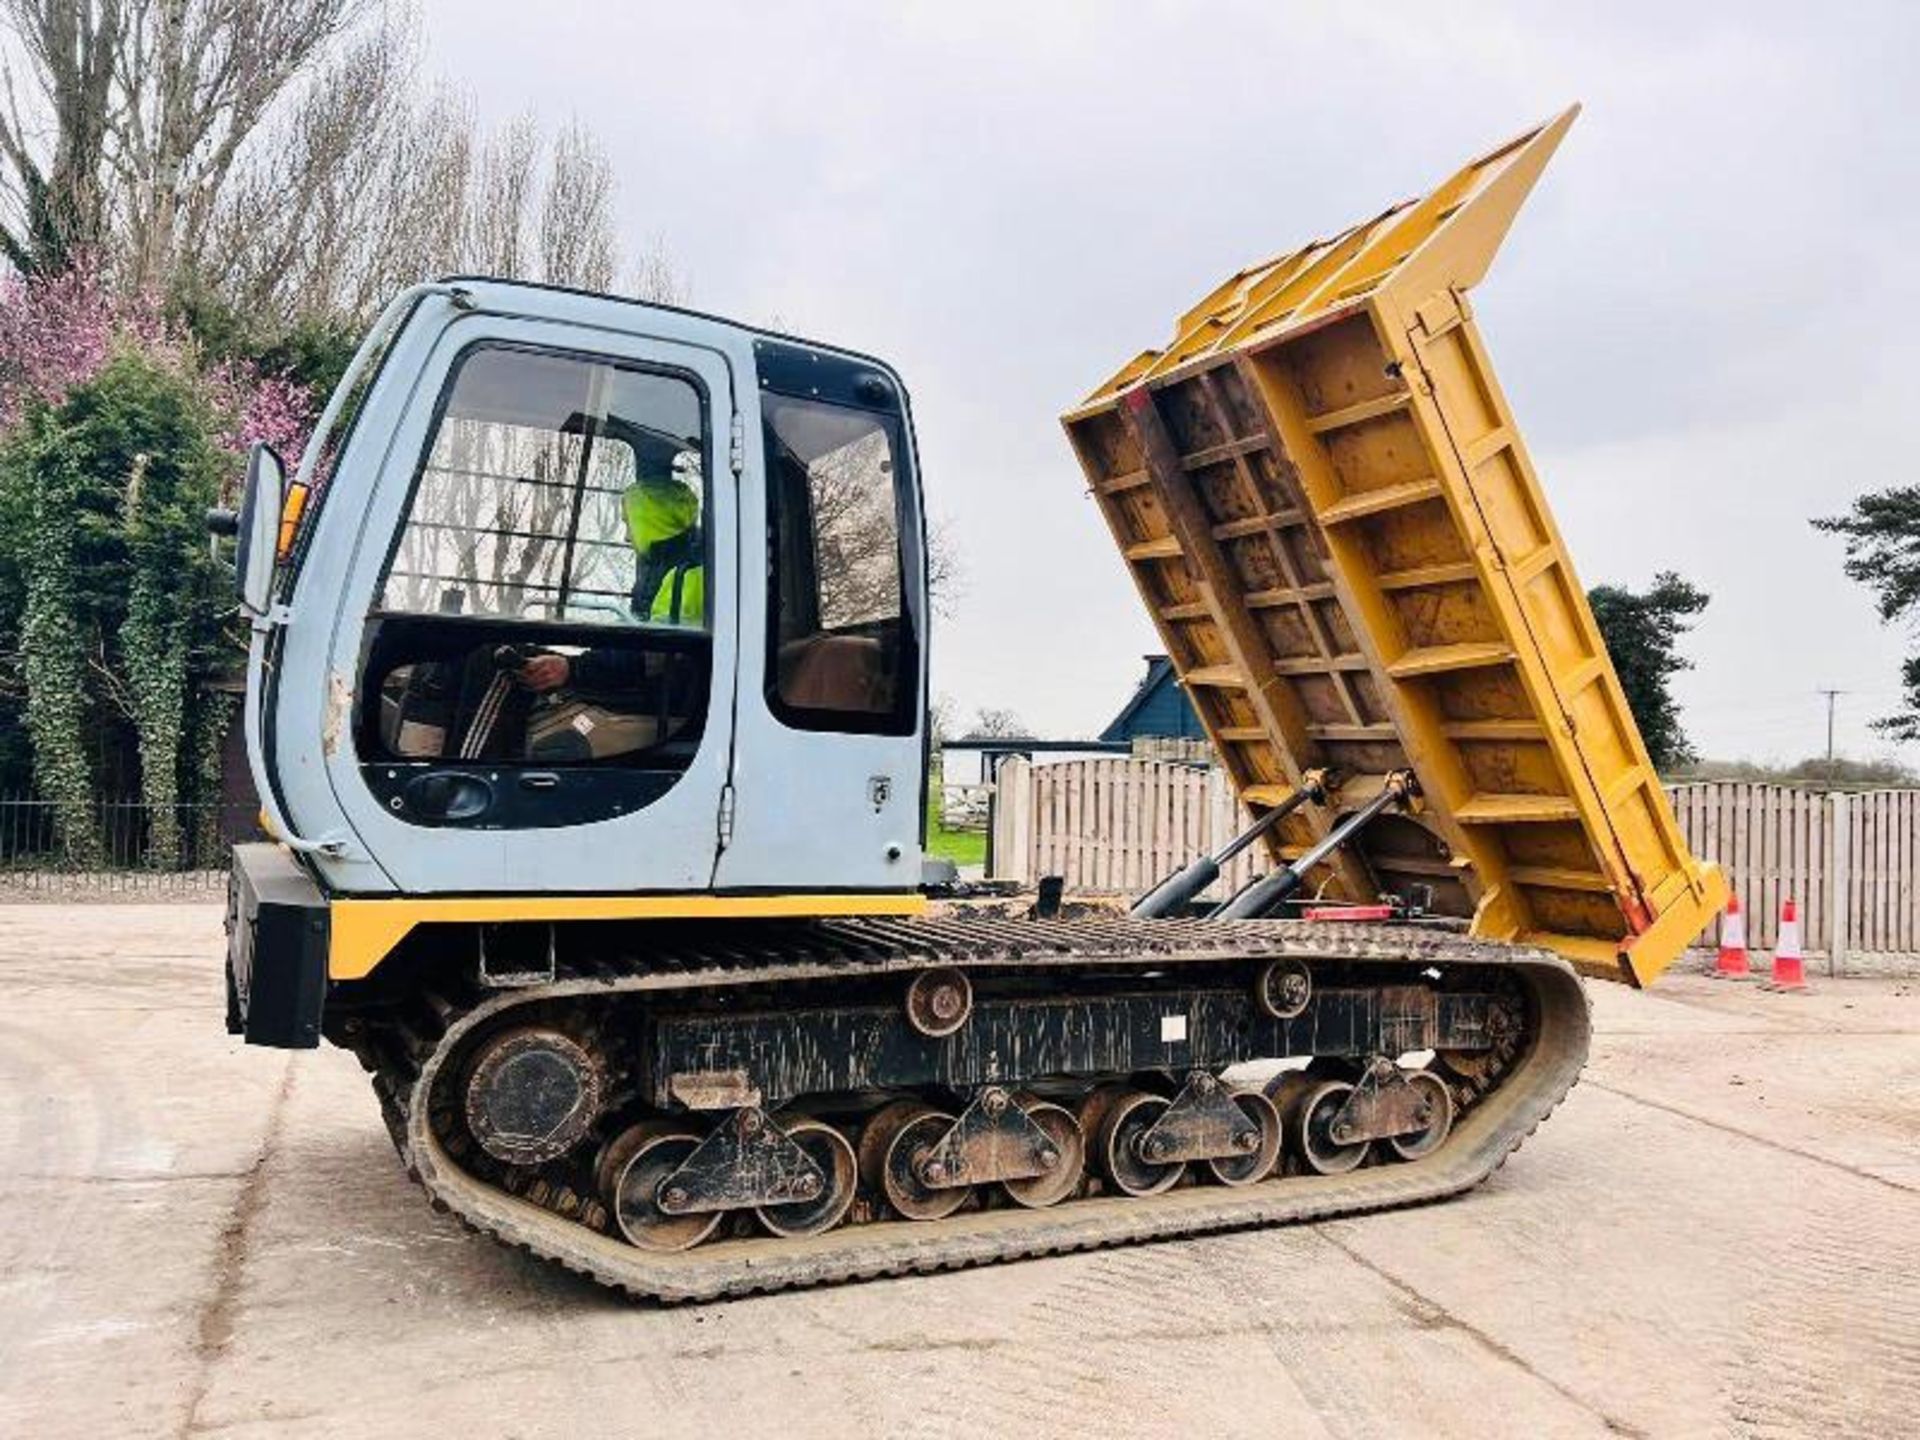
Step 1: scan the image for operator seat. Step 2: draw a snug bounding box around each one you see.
[776,635,892,713]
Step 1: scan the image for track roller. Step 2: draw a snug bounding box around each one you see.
[860,1101,970,1221]
[598,1121,724,1252]
[756,1117,858,1237]
[1294,1080,1370,1175]
[1261,1069,1317,1126]
[1095,1089,1185,1197]
[999,1099,1086,1209]
[1386,1071,1454,1161]
[1205,1089,1282,1186]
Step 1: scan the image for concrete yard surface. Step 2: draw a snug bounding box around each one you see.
[1,905,1917,1439]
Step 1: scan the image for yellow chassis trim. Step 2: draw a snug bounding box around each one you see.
[329,892,928,981]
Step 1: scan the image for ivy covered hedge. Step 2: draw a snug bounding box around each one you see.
[0,266,325,866]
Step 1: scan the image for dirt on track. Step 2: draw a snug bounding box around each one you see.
[1,904,1916,1439]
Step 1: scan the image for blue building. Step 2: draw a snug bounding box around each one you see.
[1100,654,1206,745]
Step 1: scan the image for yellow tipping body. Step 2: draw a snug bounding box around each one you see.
[1063,107,1725,985]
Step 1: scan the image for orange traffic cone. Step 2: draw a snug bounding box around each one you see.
[1712,893,1751,980]
[1765,898,1809,992]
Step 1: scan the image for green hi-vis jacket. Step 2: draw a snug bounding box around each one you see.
[622,476,703,626]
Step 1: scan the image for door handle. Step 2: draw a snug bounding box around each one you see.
[401,771,493,821]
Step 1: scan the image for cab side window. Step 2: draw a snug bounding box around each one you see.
[764,392,912,733]
[380,346,706,628]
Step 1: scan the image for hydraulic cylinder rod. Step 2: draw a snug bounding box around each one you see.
[1213,771,1418,921]
[1129,770,1330,918]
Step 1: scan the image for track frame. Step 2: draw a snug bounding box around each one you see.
[356,917,1589,1302]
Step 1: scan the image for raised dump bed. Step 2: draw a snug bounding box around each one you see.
[1063,107,1725,985]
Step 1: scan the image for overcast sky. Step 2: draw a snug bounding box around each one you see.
[421,0,1919,763]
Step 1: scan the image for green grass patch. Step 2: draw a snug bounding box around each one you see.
[925,822,986,869]
[925,767,988,870]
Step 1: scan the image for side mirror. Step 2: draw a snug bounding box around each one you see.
[235,443,287,616]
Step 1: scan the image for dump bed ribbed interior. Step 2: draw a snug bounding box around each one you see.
[1062,109,1725,985]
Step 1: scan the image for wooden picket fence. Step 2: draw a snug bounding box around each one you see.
[991,756,1260,900]
[1654,782,1918,959]
[989,759,1920,961]
[1669,783,1822,952]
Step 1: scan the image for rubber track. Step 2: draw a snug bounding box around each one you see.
[369,917,1590,1302]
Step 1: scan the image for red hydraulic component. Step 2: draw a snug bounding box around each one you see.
[1303,904,1395,923]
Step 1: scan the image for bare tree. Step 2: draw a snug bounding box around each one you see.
[0,0,371,286]
[198,21,420,314]
[1,3,651,323]
[540,119,616,293]
[628,233,687,305]
[111,0,368,292]
[966,708,1030,740]
[927,692,958,746]
[0,0,122,271]
[925,513,962,618]
[218,76,631,320]
[462,112,537,282]
[342,85,470,311]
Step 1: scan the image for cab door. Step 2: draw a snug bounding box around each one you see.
[713,337,927,894]
[294,304,739,895]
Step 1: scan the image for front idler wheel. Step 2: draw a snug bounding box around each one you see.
[462,1024,604,1167]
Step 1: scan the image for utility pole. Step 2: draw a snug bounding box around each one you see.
[1817,688,1846,787]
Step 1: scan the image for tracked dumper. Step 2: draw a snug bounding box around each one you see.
[218,107,1721,1301]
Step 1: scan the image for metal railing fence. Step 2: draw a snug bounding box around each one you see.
[0,796,261,894]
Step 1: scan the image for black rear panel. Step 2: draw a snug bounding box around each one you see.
[227,843,330,1049]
